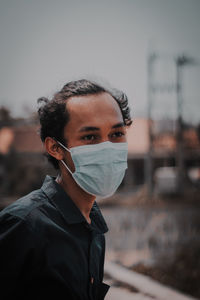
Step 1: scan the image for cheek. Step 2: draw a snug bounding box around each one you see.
[123,134,127,142]
[65,151,76,173]
[117,133,127,143]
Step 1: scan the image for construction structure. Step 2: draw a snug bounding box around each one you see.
[145,51,199,197]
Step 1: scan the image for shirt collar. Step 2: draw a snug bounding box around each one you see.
[41,175,108,234]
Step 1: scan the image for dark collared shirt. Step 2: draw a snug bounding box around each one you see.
[0,176,109,300]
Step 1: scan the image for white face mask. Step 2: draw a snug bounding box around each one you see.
[57,140,128,197]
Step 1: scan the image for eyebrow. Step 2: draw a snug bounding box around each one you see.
[78,122,125,132]
[112,122,125,129]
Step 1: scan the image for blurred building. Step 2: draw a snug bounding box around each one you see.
[0,117,200,200]
[123,118,200,192]
[0,121,56,199]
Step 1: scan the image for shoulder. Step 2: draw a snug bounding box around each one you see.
[0,188,52,238]
[0,192,47,270]
[0,188,47,221]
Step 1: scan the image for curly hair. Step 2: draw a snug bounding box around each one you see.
[37,79,132,169]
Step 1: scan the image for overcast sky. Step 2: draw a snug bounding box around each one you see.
[0,0,200,123]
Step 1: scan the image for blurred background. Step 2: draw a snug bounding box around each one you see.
[0,0,200,298]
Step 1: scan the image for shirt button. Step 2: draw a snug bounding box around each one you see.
[85,223,92,231]
[91,277,94,284]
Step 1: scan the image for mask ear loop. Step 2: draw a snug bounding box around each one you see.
[60,159,73,175]
[53,138,73,175]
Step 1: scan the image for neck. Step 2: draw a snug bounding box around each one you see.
[56,170,96,224]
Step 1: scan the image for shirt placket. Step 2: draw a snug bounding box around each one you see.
[84,221,99,300]
[89,230,96,300]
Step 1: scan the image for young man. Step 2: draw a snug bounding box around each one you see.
[0,80,132,299]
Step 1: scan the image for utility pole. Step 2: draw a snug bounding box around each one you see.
[146,52,156,198]
[146,51,196,198]
[175,56,184,194]
[175,55,196,194]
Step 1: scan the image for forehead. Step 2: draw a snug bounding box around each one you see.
[66,92,123,127]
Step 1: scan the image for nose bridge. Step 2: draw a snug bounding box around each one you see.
[101,136,109,143]
[101,132,110,143]
[100,125,113,143]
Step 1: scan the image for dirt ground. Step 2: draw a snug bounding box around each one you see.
[131,240,200,299]
[101,190,200,299]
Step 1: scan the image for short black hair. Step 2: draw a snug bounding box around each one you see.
[37,79,132,169]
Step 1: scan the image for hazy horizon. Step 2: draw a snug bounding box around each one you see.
[0,0,200,124]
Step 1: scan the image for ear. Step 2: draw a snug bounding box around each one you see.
[44,137,64,161]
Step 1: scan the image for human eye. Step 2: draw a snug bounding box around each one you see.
[81,134,98,141]
[111,131,125,139]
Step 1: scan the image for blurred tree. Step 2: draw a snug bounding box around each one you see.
[0,107,13,127]
[196,123,200,142]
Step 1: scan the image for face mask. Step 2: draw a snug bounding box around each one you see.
[56,140,128,197]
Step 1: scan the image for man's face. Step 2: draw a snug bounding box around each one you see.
[62,92,127,172]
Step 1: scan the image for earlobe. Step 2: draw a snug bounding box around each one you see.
[44,137,64,160]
